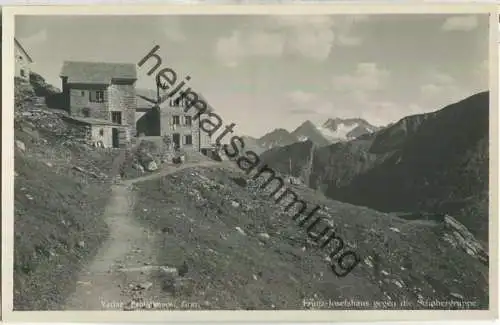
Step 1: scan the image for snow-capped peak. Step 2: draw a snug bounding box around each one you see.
[317,123,360,141]
[318,118,379,142]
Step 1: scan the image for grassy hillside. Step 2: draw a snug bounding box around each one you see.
[13,76,120,310]
[131,165,488,309]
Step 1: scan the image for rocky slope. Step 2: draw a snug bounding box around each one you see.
[260,92,489,243]
[130,163,488,309]
[13,76,127,310]
[291,120,332,146]
[240,136,269,155]
[257,128,299,150]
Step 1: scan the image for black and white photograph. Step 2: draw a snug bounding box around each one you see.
[0,7,3,320]
[3,4,498,322]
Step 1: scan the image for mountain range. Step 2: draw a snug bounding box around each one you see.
[243,118,381,154]
[136,87,380,153]
[259,91,490,243]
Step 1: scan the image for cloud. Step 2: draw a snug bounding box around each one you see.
[334,15,368,47]
[418,68,480,110]
[442,15,478,31]
[368,101,429,125]
[332,62,390,92]
[287,100,339,118]
[478,59,488,73]
[328,62,392,123]
[420,69,459,98]
[330,95,430,127]
[284,90,341,117]
[287,90,317,104]
[163,26,185,42]
[337,34,362,47]
[326,61,445,125]
[427,70,455,85]
[158,17,186,42]
[18,29,47,48]
[288,108,316,115]
[420,84,442,97]
[286,25,335,61]
[285,90,320,115]
[214,15,368,66]
[473,59,489,90]
[284,83,427,126]
[270,15,367,55]
[247,31,286,56]
[265,15,337,61]
[214,30,285,67]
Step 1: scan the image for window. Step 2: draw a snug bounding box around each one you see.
[18,56,23,60]
[184,135,193,145]
[111,111,122,124]
[89,90,105,103]
[171,96,187,107]
[20,69,25,77]
[99,128,104,136]
[184,115,192,126]
[81,91,85,96]
[82,107,91,117]
[172,115,180,125]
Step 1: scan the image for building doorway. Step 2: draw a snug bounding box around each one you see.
[172,133,180,149]
[112,128,119,148]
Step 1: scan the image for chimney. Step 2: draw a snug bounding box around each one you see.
[156,82,160,104]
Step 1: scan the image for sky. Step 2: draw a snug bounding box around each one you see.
[15,14,489,138]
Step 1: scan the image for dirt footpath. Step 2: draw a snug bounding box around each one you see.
[63,161,220,310]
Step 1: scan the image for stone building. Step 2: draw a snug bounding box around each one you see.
[60,61,137,148]
[135,89,213,154]
[62,116,128,148]
[15,38,33,83]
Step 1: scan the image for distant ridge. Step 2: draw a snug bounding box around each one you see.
[260,91,490,242]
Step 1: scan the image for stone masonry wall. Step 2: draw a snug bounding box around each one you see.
[68,86,109,119]
[108,83,137,139]
[159,104,201,152]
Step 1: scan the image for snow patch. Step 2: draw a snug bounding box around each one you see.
[317,122,359,141]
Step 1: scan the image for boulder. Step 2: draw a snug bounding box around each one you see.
[132,163,145,173]
[443,215,488,265]
[157,266,179,292]
[145,160,158,172]
[15,140,26,152]
[136,281,153,291]
[171,277,195,297]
